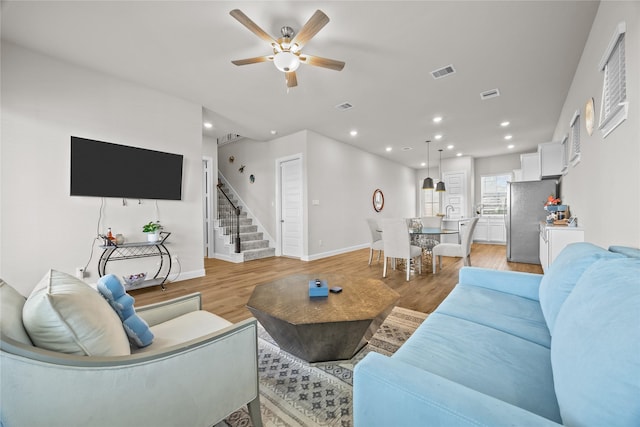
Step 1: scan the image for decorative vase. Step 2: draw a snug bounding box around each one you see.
[146,232,160,243]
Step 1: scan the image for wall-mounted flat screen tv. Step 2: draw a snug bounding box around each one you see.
[70,136,183,200]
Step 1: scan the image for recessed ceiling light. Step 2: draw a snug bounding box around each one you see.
[435,134,443,140]
[203,122,213,129]
[433,116,443,123]
[500,121,510,127]
[385,147,392,152]
[420,162,426,167]
[507,144,515,149]
[350,130,358,137]
[447,144,454,150]
[270,130,278,135]
[456,152,462,157]
[504,135,513,140]
[402,147,413,151]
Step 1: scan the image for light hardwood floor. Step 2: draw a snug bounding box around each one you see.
[130,243,542,324]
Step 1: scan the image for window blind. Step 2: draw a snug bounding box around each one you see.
[599,22,627,137]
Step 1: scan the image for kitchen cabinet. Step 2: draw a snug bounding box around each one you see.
[538,142,563,178]
[539,224,584,272]
[473,216,506,244]
[520,153,540,181]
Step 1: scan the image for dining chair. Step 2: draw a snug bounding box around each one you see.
[380,218,423,281]
[432,217,479,273]
[366,218,384,265]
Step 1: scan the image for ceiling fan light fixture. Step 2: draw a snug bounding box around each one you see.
[274,51,300,72]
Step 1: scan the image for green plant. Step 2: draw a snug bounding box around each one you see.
[142,221,162,233]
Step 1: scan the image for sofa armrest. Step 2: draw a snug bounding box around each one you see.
[458,267,543,301]
[1,318,261,427]
[136,292,202,326]
[354,352,560,427]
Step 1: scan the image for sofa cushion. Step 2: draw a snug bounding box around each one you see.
[551,257,640,426]
[608,245,640,259]
[97,274,153,347]
[539,242,622,334]
[134,310,232,354]
[22,270,130,356]
[0,279,33,345]
[436,283,551,348]
[392,312,561,423]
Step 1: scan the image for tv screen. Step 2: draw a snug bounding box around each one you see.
[70,136,183,200]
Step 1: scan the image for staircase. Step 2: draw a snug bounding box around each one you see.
[215,182,275,262]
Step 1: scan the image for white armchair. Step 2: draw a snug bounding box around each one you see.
[0,278,263,427]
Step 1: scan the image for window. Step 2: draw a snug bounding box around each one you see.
[599,22,627,137]
[422,189,440,216]
[480,174,510,215]
[569,110,581,166]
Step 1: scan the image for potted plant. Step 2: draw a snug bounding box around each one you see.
[142,221,163,242]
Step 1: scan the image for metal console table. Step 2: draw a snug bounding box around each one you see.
[98,232,172,290]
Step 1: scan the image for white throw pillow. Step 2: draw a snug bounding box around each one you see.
[22,270,130,356]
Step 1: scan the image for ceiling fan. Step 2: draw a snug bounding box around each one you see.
[230,9,345,88]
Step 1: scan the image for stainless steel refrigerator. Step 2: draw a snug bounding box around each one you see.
[506,179,558,264]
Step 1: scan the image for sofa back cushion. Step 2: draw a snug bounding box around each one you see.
[608,245,640,259]
[22,270,130,356]
[539,242,622,333]
[0,279,33,345]
[551,258,640,426]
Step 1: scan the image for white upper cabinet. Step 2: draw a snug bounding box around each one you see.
[520,153,541,181]
[538,142,564,178]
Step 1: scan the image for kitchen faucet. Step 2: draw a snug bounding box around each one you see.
[446,205,454,218]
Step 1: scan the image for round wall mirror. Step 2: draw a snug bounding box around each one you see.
[373,189,384,212]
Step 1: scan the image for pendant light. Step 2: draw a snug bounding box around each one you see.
[436,149,446,192]
[422,140,434,189]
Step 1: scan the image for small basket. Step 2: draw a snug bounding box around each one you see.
[123,273,147,287]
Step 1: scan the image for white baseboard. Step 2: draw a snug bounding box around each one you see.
[302,243,369,261]
[169,268,205,283]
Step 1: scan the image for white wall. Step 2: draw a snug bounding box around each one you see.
[1,42,205,295]
[551,2,640,247]
[218,130,416,259]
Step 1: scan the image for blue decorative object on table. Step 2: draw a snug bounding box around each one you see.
[309,279,329,298]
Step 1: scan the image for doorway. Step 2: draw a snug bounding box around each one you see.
[276,155,303,258]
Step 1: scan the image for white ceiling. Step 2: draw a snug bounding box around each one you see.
[1,1,599,169]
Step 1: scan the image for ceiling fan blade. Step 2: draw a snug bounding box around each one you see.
[291,10,329,49]
[299,54,345,71]
[229,9,276,44]
[286,71,298,88]
[231,56,273,66]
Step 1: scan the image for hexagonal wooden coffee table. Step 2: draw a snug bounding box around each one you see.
[246,273,400,362]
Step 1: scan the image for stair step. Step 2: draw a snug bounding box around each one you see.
[241,239,269,251]
[218,218,253,227]
[243,247,276,261]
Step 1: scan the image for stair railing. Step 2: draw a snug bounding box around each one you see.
[216,183,241,253]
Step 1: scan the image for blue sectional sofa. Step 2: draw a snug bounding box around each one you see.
[354,242,640,426]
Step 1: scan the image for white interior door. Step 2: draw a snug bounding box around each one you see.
[202,157,214,258]
[280,157,303,258]
[443,171,467,218]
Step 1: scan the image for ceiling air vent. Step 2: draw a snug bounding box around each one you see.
[217,133,243,146]
[480,88,500,100]
[335,102,353,111]
[431,64,456,79]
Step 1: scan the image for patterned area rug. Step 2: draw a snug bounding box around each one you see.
[217,306,427,427]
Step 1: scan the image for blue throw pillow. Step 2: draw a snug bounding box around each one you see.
[123,314,154,347]
[96,275,154,348]
[539,242,622,334]
[551,257,640,426]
